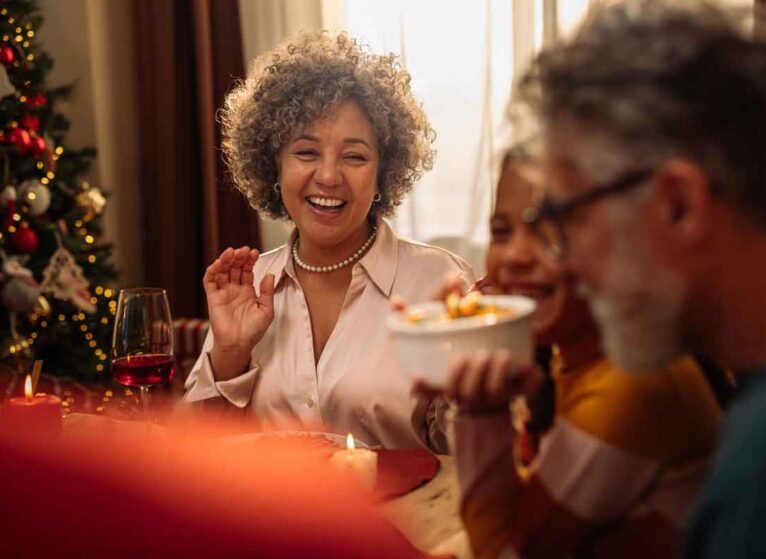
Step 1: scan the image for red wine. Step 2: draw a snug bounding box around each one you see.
[112,354,175,386]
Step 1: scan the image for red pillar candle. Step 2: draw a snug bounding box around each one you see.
[0,375,62,438]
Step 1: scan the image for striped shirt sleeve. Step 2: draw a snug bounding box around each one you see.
[454,412,664,559]
[454,358,718,559]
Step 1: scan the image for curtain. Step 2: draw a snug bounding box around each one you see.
[134,0,259,318]
[85,0,143,288]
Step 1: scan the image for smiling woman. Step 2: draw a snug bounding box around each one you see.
[182,32,475,451]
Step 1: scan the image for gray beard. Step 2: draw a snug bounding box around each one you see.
[576,209,686,374]
[579,280,685,374]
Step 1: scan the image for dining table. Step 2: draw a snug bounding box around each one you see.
[379,453,472,559]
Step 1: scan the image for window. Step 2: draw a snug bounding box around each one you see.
[334,0,591,273]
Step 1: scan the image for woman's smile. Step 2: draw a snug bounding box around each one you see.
[306,195,347,210]
[305,195,348,219]
[503,281,556,302]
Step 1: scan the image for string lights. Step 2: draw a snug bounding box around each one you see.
[0,4,117,378]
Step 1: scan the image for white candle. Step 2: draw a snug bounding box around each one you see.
[329,433,377,491]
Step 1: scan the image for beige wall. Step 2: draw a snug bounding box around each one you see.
[37,0,144,286]
[38,0,97,150]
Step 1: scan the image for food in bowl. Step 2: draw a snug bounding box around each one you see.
[405,291,517,325]
[388,294,536,388]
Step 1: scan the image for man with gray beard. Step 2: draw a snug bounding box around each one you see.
[518,0,766,557]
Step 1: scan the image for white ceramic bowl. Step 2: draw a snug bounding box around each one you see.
[387,295,537,388]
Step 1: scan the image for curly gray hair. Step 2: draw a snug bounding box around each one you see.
[220,31,436,220]
[519,0,766,228]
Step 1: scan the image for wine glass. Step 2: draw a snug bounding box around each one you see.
[111,288,175,414]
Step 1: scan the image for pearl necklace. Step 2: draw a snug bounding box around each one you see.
[292,226,377,273]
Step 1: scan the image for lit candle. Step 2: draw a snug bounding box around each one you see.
[0,374,62,438]
[329,433,377,491]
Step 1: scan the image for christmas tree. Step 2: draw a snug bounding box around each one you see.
[0,0,118,380]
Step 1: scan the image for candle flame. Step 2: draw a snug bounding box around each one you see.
[346,433,355,451]
[24,374,32,400]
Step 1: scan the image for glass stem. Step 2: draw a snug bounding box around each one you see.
[139,385,151,414]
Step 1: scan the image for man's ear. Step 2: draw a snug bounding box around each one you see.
[652,158,715,247]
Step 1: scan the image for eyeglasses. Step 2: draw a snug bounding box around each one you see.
[522,169,654,260]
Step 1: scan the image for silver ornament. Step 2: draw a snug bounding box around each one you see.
[18,179,51,217]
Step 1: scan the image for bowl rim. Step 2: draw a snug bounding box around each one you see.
[387,294,536,335]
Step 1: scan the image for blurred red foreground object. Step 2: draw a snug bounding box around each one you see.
[0,420,431,558]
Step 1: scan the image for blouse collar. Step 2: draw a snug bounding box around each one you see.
[268,219,399,297]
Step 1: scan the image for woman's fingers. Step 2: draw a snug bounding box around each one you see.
[240,249,259,287]
[218,247,234,268]
[214,247,234,286]
[204,250,230,293]
[432,273,465,302]
[203,258,222,294]
[257,273,275,316]
[228,246,251,284]
[205,247,251,295]
[206,246,254,285]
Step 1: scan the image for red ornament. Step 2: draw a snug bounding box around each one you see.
[0,46,14,66]
[20,114,40,132]
[7,128,32,155]
[30,136,45,158]
[11,222,38,254]
[28,93,47,108]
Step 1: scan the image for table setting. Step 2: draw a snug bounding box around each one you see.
[0,342,471,558]
[0,370,470,557]
[0,286,541,559]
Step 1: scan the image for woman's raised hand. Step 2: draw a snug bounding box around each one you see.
[203,247,275,379]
